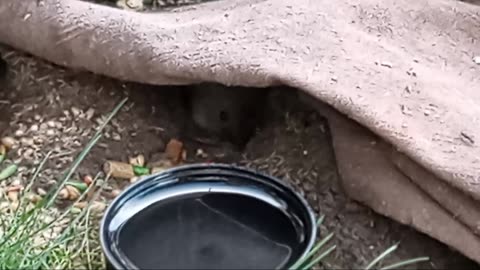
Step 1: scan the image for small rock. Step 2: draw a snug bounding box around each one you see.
[46,129,55,136]
[30,124,39,132]
[71,107,81,117]
[112,133,122,141]
[11,179,21,186]
[40,123,48,130]
[37,187,47,196]
[33,137,43,144]
[58,188,70,199]
[23,148,34,159]
[130,176,139,184]
[196,148,208,158]
[34,114,41,121]
[1,136,17,149]
[111,189,122,197]
[20,137,34,146]
[14,130,24,137]
[85,108,95,120]
[47,120,56,128]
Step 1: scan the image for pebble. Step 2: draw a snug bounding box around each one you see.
[85,108,95,120]
[130,176,139,183]
[30,124,39,132]
[1,136,17,148]
[34,137,44,144]
[37,188,47,196]
[112,133,122,141]
[46,129,55,136]
[20,137,34,146]
[23,148,34,159]
[15,130,24,137]
[71,107,81,117]
[111,189,122,197]
[11,179,21,186]
[196,148,208,158]
[47,120,56,128]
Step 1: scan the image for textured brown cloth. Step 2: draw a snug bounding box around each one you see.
[0,0,479,263]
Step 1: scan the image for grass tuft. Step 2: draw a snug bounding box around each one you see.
[0,98,127,269]
[291,216,429,270]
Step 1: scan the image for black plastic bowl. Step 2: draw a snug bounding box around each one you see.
[100,163,317,270]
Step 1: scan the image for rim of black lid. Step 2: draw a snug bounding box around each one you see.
[100,163,317,270]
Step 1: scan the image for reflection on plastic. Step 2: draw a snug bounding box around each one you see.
[100,164,316,270]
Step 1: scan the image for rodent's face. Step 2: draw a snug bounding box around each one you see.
[189,83,265,146]
[191,101,237,134]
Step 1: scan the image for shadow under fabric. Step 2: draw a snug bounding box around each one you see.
[0,0,479,263]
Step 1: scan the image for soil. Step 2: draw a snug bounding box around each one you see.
[0,44,478,269]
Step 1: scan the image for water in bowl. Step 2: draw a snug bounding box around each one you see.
[117,192,300,269]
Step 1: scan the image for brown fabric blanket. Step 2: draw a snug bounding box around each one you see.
[1,0,479,263]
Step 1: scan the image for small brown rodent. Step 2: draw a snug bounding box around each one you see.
[185,83,268,148]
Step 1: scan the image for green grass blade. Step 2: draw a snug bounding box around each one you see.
[0,98,127,269]
[289,232,335,270]
[0,152,52,248]
[365,243,399,270]
[316,214,325,227]
[45,134,101,208]
[301,245,336,270]
[379,257,430,270]
[46,97,126,208]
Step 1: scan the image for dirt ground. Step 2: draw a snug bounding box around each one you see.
[0,44,479,269]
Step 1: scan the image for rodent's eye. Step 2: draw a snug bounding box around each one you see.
[219,110,229,122]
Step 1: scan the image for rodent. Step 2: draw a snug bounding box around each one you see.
[185,83,268,148]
